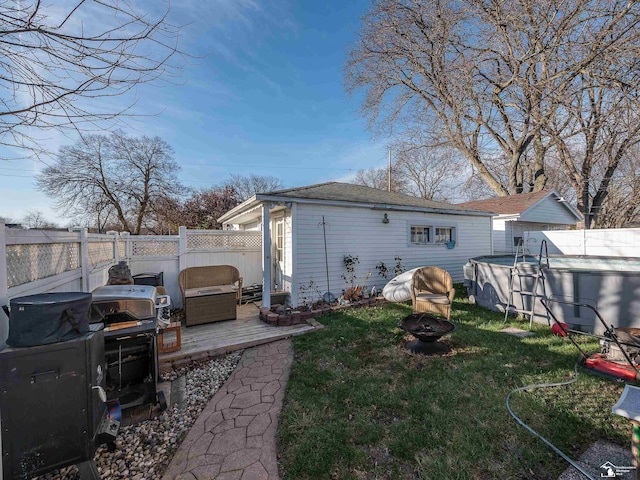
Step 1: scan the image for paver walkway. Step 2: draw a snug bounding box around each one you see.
[163,340,293,480]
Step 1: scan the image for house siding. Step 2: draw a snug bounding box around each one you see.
[520,197,579,225]
[493,218,508,254]
[292,203,492,306]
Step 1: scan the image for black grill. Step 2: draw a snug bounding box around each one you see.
[91,285,164,411]
[0,326,117,479]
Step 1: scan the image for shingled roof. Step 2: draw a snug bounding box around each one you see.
[219,181,492,224]
[456,190,553,215]
[261,182,475,212]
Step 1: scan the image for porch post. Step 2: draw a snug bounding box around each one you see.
[262,204,271,308]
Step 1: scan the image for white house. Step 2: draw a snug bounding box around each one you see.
[458,190,582,255]
[218,182,493,308]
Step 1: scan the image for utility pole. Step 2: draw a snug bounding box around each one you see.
[388,148,391,192]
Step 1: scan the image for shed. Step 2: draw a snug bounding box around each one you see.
[218,182,493,308]
[457,190,582,254]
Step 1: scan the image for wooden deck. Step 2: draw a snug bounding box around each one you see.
[158,303,320,371]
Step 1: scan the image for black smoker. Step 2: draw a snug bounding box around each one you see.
[90,285,166,410]
[0,293,118,480]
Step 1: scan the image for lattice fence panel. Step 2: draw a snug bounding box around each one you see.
[187,233,261,250]
[88,241,114,266]
[131,240,178,257]
[7,243,80,287]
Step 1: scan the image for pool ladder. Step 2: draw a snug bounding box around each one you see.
[504,239,549,328]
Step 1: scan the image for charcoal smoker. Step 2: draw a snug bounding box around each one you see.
[0,293,119,480]
[91,285,167,411]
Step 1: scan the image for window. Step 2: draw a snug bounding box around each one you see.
[410,224,457,245]
[410,225,431,244]
[435,227,455,244]
[275,221,284,263]
[513,236,523,247]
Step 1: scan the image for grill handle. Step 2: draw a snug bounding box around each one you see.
[31,369,60,383]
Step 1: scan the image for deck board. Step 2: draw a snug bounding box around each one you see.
[158,303,319,370]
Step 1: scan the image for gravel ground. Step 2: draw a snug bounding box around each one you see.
[35,352,242,480]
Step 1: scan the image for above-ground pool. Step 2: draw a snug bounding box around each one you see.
[464,255,640,333]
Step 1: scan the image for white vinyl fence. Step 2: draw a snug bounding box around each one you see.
[0,222,262,344]
[524,228,640,257]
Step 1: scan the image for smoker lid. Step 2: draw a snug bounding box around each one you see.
[91,285,157,302]
[10,292,92,306]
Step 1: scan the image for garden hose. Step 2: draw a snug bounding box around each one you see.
[505,363,596,480]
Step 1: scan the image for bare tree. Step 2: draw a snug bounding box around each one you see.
[0,1,181,158]
[591,148,640,228]
[352,144,467,202]
[22,210,58,229]
[394,145,466,202]
[352,166,406,193]
[36,132,182,234]
[221,174,284,201]
[346,0,640,227]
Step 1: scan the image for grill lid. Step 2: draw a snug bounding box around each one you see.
[91,285,157,322]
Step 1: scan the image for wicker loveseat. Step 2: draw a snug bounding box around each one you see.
[178,265,243,325]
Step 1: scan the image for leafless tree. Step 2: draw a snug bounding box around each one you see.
[221,174,284,201]
[394,145,466,202]
[346,0,640,227]
[352,166,406,193]
[0,1,181,158]
[36,132,182,234]
[591,148,640,228]
[22,210,58,229]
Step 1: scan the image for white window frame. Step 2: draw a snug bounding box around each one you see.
[408,223,458,246]
[434,226,456,244]
[409,224,433,245]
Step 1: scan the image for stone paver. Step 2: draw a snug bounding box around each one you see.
[163,340,293,480]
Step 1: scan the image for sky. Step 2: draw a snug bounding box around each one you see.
[0,0,388,226]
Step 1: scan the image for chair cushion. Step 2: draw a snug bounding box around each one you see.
[415,293,450,305]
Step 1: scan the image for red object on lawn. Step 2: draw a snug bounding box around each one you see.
[585,354,640,383]
[551,322,570,337]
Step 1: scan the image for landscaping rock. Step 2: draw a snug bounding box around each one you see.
[33,352,241,480]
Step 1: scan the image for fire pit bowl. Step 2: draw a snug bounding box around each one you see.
[398,313,456,355]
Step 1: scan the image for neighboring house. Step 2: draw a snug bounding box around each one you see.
[218,182,493,307]
[458,190,582,255]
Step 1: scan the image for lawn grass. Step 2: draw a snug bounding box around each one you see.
[277,292,630,479]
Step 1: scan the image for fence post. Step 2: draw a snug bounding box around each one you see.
[178,226,187,272]
[120,231,131,260]
[112,231,119,263]
[0,219,8,344]
[80,228,89,291]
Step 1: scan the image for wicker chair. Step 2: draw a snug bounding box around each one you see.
[178,265,243,305]
[410,266,455,320]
